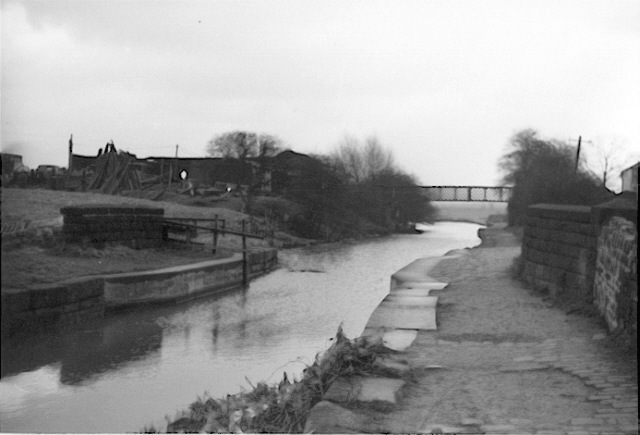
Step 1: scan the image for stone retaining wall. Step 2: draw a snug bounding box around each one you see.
[61,205,164,249]
[522,202,638,339]
[1,278,104,337]
[521,204,598,300]
[104,249,278,309]
[593,217,637,336]
[1,249,278,336]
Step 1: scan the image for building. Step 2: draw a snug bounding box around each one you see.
[1,153,24,175]
[1,153,29,185]
[620,162,638,194]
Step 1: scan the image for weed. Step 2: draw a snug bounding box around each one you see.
[151,325,391,433]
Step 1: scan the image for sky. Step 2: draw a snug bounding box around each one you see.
[2,0,639,187]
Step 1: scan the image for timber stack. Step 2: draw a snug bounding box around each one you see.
[87,144,142,194]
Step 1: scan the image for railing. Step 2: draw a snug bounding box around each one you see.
[162,216,274,284]
[421,186,512,202]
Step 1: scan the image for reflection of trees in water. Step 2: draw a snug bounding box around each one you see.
[211,306,220,350]
[1,316,162,386]
[59,319,162,385]
[281,245,353,272]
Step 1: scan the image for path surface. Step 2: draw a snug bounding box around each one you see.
[306,227,638,434]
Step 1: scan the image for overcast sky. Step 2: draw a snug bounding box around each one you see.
[2,0,639,186]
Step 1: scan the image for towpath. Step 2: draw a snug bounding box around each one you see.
[306,226,638,434]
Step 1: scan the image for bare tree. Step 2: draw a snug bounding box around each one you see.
[363,136,394,181]
[333,134,365,184]
[205,131,281,214]
[332,135,394,184]
[498,129,611,225]
[206,131,281,159]
[582,137,639,192]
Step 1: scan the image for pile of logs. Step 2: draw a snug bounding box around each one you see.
[86,148,141,194]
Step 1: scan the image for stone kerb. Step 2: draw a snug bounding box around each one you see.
[61,204,164,249]
[306,256,452,433]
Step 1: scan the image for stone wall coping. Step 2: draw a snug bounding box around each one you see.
[592,196,638,226]
[2,250,277,296]
[527,204,593,223]
[60,205,164,215]
[528,203,592,213]
[102,253,244,283]
[592,196,638,211]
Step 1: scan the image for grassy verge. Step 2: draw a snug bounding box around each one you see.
[1,188,317,288]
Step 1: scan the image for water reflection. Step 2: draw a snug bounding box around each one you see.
[0,222,481,433]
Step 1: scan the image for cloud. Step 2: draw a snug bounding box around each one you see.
[2,0,639,185]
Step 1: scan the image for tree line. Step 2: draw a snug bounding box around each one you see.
[206,131,435,240]
[498,129,623,226]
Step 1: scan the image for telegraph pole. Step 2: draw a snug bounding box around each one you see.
[574,136,582,173]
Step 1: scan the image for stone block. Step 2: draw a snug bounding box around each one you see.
[303,401,369,434]
[1,289,32,313]
[422,424,468,433]
[381,329,418,351]
[366,305,436,330]
[393,281,447,291]
[460,417,484,426]
[570,417,603,425]
[481,424,517,433]
[373,354,411,376]
[323,376,405,405]
[382,295,438,308]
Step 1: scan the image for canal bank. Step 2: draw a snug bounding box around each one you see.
[303,224,638,435]
[161,227,481,433]
[1,222,484,433]
[1,248,277,337]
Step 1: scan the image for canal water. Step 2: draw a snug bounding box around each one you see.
[0,222,482,433]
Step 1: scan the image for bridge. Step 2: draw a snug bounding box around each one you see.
[420,186,512,202]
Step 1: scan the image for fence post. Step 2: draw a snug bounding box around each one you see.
[242,220,248,285]
[212,214,218,255]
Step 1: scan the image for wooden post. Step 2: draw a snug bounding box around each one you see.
[242,220,248,284]
[212,214,219,255]
[575,136,582,173]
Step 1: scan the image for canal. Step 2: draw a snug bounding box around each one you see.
[0,222,482,433]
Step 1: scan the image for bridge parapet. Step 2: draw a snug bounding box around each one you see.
[422,186,512,202]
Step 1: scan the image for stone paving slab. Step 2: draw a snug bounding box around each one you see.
[381,329,418,351]
[382,295,438,307]
[303,400,375,433]
[373,354,411,376]
[388,288,434,297]
[365,304,436,330]
[421,423,471,433]
[323,376,405,404]
[393,281,448,291]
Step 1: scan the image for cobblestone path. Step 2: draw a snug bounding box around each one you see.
[378,231,638,434]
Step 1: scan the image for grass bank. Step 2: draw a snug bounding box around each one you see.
[1,188,314,288]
